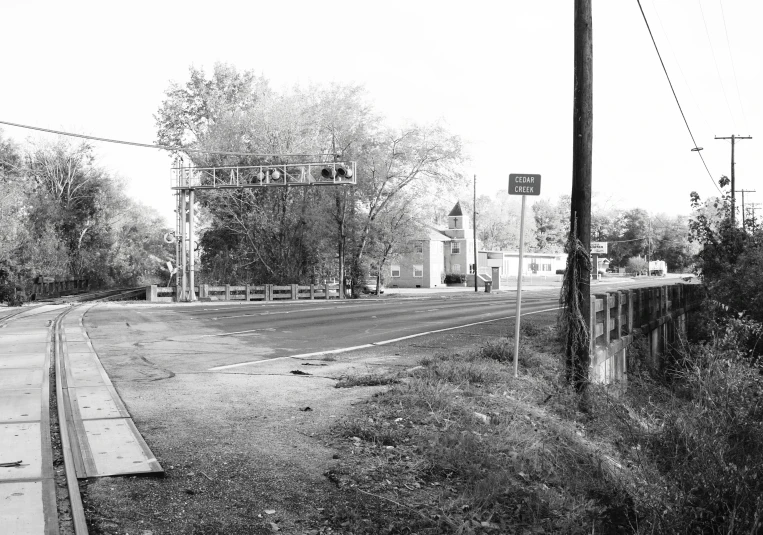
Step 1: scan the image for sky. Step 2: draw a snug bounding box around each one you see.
[1,0,761,227]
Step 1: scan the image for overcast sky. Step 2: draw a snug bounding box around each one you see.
[1,1,760,226]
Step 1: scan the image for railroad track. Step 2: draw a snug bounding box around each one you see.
[0,289,162,534]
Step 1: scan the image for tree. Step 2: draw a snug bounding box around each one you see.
[154,63,464,291]
[606,208,649,267]
[473,191,537,252]
[625,256,647,275]
[351,123,463,284]
[532,195,569,252]
[0,131,27,278]
[652,215,698,272]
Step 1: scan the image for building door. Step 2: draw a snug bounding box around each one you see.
[491,267,500,290]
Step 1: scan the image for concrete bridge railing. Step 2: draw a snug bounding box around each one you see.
[32,277,90,298]
[590,283,704,385]
[146,283,344,303]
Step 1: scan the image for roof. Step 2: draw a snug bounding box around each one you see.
[447,201,463,217]
[426,227,451,242]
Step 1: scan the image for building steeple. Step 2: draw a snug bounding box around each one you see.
[448,201,469,230]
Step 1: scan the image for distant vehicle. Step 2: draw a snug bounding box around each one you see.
[649,260,667,276]
[361,278,384,294]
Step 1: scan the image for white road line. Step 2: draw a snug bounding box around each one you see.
[200,327,275,337]
[208,344,374,370]
[206,306,561,371]
[372,307,561,345]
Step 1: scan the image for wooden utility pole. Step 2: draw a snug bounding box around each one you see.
[715,135,752,227]
[567,0,593,393]
[473,174,479,292]
[738,189,756,231]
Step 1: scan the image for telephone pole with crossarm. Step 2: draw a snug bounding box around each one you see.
[715,135,752,227]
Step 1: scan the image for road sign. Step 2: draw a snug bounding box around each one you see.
[591,241,607,254]
[508,174,541,196]
[508,173,541,378]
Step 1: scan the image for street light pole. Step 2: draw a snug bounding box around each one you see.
[473,174,478,292]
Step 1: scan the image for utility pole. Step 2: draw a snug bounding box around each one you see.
[566,0,593,394]
[473,174,478,292]
[738,189,756,231]
[715,135,752,227]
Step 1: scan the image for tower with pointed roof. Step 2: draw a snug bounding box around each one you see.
[446,201,469,240]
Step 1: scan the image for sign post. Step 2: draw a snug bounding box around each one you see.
[508,174,541,378]
[590,241,607,280]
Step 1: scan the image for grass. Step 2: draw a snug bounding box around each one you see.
[334,372,401,389]
[318,313,763,534]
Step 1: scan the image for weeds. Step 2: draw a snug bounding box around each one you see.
[334,372,399,389]
[323,305,763,534]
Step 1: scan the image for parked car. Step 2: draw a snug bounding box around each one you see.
[361,278,384,294]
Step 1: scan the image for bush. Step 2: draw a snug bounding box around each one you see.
[555,269,565,275]
[626,256,648,275]
[444,273,465,284]
[0,282,24,307]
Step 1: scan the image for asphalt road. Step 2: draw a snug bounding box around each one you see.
[79,276,693,380]
[156,290,562,369]
[121,276,686,368]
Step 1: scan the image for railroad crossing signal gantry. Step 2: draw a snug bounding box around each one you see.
[171,161,356,190]
[172,160,357,303]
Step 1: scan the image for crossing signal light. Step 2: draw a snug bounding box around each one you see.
[336,166,353,180]
[321,165,353,181]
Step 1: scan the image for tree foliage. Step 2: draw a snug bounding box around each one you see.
[0,130,171,299]
[155,63,464,286]
[689,188,763,324]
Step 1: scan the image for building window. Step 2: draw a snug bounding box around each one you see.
[451,241,460,254]
[414,242,423,254]
[413,265,423,278]
[469,263,475,274]
[391,265,401,277]
[452,264,461,274]
[541,263,552,272]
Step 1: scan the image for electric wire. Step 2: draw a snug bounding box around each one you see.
[636,0,723,196]
[698,0,737,130]
[0,119,327,159]
[718,0,750,133]
[650,0,713,133]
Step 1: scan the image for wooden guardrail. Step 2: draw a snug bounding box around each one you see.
[146,283,344,303]
[590,283,704,384]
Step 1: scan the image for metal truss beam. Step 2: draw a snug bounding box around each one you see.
[171,161,356,190]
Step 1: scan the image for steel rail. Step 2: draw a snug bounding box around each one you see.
[53,306,89,534]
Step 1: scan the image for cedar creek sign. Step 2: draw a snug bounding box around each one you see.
[508,174,541,196]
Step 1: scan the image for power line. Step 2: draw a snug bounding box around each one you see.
[0,119,324,158]
[718,0,750,132]
[698,0,737,130]
[636,0,723,196]
[650,0,713,133]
